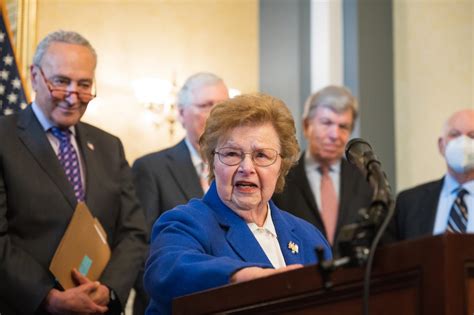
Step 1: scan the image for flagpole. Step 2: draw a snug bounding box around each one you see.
[15,0,37,99]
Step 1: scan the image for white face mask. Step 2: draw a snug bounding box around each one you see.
[445,135,474,173]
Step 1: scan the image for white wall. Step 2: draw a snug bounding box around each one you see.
[310,0,343,91]
[394,0,473,191]
[34,0,474,191]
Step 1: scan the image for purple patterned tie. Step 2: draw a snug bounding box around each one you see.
[50,127,85,201]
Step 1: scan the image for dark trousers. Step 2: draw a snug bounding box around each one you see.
[133,268,149,315]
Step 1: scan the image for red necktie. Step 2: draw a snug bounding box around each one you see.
[319,166,339,244]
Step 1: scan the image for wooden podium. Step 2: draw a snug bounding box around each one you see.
[173,234,474,315]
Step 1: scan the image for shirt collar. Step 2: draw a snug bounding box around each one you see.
[184,137,203,168]
[304,150,341,174]
[443,172,474,196]
[31,101,76,135]
[247,203,277,237]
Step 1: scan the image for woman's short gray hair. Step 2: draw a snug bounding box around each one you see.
[177,72,224,108]
[32,30,97,67]
[200,93,300,193]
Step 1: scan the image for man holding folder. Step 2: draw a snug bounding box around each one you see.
[0,30,147,314]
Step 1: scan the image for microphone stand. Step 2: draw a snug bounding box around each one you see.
[315,148,395,315]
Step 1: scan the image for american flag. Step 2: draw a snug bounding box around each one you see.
[0,5,29,116]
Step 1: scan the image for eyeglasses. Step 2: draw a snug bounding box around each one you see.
[37,66,96,103]
[213,147,281,167]
[192,101,215,113]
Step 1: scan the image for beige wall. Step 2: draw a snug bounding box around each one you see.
[35,0,259,163]
[32,0,474,192]
[394,0,473,192]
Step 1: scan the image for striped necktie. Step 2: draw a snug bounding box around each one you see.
[50,127,85,201]
[447,188,468,233]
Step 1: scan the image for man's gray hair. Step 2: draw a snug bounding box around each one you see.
[302,85,358,121]
[33,30,97,66]
[177,72,224,108]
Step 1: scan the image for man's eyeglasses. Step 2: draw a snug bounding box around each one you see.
[213,147,281,167]
[192,102,215,113]
[37,66,96,103]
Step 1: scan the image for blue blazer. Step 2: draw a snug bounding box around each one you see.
[144,181,332,314]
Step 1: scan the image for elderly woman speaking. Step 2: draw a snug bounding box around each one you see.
[144,94,332,314]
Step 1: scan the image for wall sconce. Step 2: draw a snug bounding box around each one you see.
[229,88,241,98]
[132,77,178,138]
[133,78,242,139]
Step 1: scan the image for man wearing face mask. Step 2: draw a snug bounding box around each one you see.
[389,109,474,241]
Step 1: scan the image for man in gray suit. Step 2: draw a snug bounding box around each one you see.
[389,109,474,241]
[131,72,229,314]
[0,31,147,314]
[273,85,372,257]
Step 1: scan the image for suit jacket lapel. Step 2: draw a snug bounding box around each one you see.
[166,140,203,199]
[205,184,271,265]
[338,159,355,230]
[17,106,76,208]
[294,155,325,232]
[75,123,98,208]
[421,179,444,234]
[226,221,272,265]
[270,202,303,265]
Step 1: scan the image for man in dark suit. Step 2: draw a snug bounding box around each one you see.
[389,109,473,241]
[0,30,147,314]
[131,72,229,314]
[273,86,372,257]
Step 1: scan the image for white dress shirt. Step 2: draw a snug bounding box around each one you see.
[247,205,286,269]
[184,137,206,177]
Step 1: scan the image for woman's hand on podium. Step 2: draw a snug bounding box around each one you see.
[230,264,304,283]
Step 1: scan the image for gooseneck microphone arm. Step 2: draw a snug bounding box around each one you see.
[345,138,393,228]
[315,138,396,315]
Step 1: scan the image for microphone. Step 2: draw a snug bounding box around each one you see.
[316,138,397,315]
[345,138,380,181]
[345,138,392,226]
[341,138,396,315]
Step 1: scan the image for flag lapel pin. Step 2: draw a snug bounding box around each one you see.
[288,241,299,254]
[87,141,95,151]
